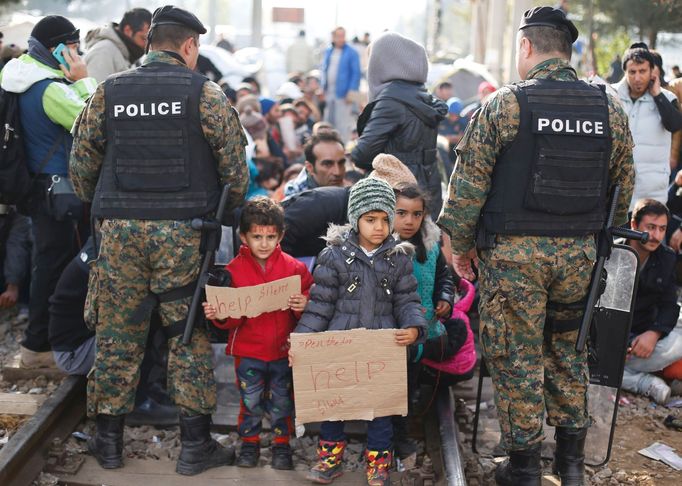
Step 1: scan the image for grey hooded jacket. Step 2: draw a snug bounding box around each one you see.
[83,24,133,82]
[295,224,427,340]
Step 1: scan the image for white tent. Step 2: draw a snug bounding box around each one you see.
[434,58,499,105]
[0,13,98,50]
[0,21,34,49]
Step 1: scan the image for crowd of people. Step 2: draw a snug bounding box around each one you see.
[0,4,682,486]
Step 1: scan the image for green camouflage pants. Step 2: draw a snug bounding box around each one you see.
[85,219,216,417]
[478,235,595,451]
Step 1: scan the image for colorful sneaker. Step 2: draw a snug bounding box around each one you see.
[365,449,392,486]
[307,440,346,484]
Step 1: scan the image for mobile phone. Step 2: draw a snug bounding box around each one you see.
[52,43,69,69]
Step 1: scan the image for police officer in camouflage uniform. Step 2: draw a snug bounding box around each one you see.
[438,7,634,486]
[70,6,248,475]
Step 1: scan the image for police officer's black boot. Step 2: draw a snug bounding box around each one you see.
[494,443,542,486]
[552,426,587,486]
[88,414,125,469]
[176,414,235,475]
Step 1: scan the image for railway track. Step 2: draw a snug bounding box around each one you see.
[0,377,468,486]
[0,376,86,486]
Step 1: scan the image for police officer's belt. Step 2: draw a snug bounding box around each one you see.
[544,299,585,337]
[130,281,197,339]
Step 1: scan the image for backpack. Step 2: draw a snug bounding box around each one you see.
[0,87,31,204]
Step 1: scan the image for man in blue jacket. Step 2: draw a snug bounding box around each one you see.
[322,27,360,144]
[1,15,96,369]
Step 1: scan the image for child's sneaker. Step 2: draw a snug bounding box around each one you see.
[271,443,294,470]
[307,440,346,484]
[365,449,392,486]
[236,441,260,468]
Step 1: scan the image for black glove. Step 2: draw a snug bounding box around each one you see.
[420,318,468,362]
[443,318,468,355]
[408,318,468,363]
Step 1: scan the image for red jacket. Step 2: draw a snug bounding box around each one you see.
[213,245,313,361]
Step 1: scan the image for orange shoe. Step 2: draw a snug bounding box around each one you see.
[662,358,682,381]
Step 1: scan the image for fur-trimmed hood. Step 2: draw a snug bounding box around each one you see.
[323,223,416,257]
[420,216,441,252]
[296,225,428,336]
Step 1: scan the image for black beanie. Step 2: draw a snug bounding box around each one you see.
[31,15,80,48]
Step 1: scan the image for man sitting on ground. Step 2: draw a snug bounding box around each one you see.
[622,199,682,404]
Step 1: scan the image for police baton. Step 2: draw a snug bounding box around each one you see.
[182,184,231,345]
[575,185,648,352]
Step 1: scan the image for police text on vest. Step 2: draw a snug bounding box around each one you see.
[536,117,604,135]
[113,101,183,118]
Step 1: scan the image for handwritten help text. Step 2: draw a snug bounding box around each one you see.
[205,275,301,319]
[290,329,407,425]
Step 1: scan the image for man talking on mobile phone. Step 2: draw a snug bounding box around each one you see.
[0,15,96,369]
[613,43,682,211]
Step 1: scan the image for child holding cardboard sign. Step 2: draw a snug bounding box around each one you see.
[292,177,427,486]
[203,197,313,470]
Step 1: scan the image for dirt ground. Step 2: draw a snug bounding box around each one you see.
[454,376,682,485]
[604,397,682,485]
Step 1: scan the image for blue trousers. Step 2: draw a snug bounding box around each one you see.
[235,357,293,442]
[320,416,393,451]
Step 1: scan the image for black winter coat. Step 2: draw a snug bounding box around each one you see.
[295,224,427,338]
[351,80,448,220]
[281,186,350,257]
[631,242,680,338]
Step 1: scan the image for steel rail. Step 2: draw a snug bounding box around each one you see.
[0,375,86,486]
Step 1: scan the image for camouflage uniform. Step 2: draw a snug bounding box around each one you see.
[438,59,634,451]
[70,51,248,417]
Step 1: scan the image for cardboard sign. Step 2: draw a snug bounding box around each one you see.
[291,329,407,426]
[205,275,301,319]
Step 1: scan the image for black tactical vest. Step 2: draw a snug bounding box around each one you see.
[481,79,611,237]
[92,62,219,220]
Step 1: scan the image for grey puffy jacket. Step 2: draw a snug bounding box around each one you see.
[295,224,427,340]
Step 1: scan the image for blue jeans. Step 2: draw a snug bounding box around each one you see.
[622,325,682,393]
[320,416,393,451]
[235,357,293,441]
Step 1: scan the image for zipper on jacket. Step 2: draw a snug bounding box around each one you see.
[380,277,391,295]
[347,276,360,293]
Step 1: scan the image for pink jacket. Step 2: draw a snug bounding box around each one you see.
[422,278,477,375]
